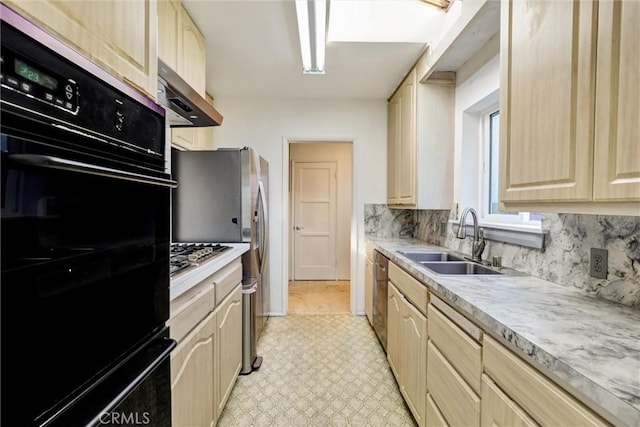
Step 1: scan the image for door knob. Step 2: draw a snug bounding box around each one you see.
[294,226,304,230]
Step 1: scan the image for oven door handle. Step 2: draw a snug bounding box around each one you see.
[9,154,178,188]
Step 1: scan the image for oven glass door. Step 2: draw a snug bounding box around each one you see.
[1,133,170,426]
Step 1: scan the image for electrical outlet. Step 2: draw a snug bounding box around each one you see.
[440,222,448,236]
[590,248,608,279]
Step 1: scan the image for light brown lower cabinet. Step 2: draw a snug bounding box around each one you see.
[216,284,243,415]
[382,262,614,427]
[427,340,480,427]
[364,253,373,325]
[399,299,427,426]
[481,374,537,427]
[171,310,216,427]
[387,271,427,427]
[483,336,609,427]
[426,393,448,427]
[387,282,402,379]
[170,280,243,427]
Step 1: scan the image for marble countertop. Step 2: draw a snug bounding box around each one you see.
[170,243,249,300]
[368,237,640,427]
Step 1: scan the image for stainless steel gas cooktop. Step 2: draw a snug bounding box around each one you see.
[169,243,231,276]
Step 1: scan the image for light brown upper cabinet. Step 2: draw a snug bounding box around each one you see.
[158,0,180,71]
[158,0,205,95]
[499,0,640,215]
[387,68,454,208]
[593,0,640,203]
[387,90,402,205]
[3,0,158,98]
[178,6,207,96]
[158,0,212,150]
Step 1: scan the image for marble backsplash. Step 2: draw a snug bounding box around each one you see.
[364,204,640,307]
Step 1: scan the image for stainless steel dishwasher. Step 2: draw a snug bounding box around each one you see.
[372,250,389,350]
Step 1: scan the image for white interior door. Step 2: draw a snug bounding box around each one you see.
[293,161,337,280]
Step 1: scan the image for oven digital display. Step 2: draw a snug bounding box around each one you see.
[14,58,58,90]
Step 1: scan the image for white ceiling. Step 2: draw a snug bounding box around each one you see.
[183,1,443,100]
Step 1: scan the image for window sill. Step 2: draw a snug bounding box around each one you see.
[448,220,548,249]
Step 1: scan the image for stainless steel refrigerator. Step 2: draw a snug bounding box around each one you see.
[171,147,269,373]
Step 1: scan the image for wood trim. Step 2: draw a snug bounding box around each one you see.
[419,0,450,11]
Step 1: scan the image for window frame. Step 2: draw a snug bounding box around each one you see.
[479,106,541,228]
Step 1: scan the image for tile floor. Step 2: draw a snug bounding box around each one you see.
[217,314,416,426]
[288,281,351,315]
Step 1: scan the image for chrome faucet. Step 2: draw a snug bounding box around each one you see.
[456,207,485,262]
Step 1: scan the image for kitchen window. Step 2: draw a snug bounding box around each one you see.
[480,108,541,228]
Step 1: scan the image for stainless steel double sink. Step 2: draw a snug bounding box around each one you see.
[398,250,503,276]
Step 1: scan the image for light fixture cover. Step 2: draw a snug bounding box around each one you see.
[295,0,327,74]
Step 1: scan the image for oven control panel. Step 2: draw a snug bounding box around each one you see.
[1,50,78,114]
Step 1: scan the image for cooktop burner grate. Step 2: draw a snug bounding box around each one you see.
[170,243,231,276]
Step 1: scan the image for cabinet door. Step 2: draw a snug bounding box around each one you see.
[172,128,201,150]
[481,375,538,427]
[216,284,243,415]
[399,298,427,427]
[387,93,401,204]
[179,7,206,96]
[4,0,158,98]
[171,310,216,427]
[499,0,596,204]
[387,282,402,380]
[171,7,210,151]
[593,0,640,201]
[364,256,373,325]
[398,69,417,205]
[158,0,180,70]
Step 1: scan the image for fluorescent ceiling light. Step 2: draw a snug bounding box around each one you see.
[328,0,444,43]
[295,0,327,74]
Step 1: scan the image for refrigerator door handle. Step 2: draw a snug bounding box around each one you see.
[257,180,268,275]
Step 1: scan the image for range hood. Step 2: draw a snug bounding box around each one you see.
[157,59,223,127]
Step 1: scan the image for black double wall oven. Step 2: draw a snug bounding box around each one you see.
[1,5,176,426]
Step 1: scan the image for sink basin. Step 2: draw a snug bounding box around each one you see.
[420,261,503,275]
[399,251,465,263]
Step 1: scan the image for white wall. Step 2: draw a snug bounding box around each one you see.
[453,35,500,212]
[213,97,388,315]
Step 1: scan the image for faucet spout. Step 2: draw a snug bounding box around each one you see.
[455,207,485,262]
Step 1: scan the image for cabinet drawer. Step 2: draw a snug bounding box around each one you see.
[389,262,427,315]
[214,259,242,306]
[426,393,449,427]
[428,304,482,394]
[483,336,609,427]
[481,374,538,427]
[168,282,215,343]
[427,340,480,427]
